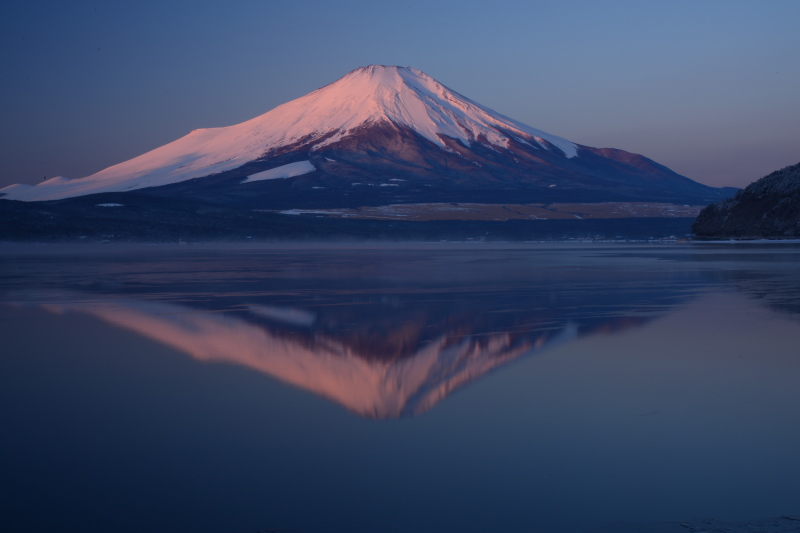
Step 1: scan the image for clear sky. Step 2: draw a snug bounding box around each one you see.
[1,0,798,189]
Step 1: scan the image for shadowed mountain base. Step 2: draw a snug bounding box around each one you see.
[0,195,695,242]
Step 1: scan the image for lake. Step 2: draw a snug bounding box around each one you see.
[2,242,799,533]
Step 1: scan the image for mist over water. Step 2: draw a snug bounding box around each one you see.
[2,242,799,533]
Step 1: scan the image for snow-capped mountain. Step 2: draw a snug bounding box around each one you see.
[1,65,731,206]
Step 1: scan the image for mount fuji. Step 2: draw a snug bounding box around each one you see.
[2,65,731,210]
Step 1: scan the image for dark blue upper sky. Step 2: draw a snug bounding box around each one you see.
[1,0,798,189]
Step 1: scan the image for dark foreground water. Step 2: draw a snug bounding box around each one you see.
[1,242,799,533]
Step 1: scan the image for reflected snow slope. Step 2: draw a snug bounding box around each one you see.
[0,245,699,418]
[3,243,800,533]
[30,296,580,418]
[4,243,800,419]
[13,280,665,418]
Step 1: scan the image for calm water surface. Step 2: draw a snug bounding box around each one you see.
[1,242,799,533]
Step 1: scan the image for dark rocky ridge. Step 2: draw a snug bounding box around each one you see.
[693,162,800,238]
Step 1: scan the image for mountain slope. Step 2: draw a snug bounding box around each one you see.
[1,65,732,207]
[693,161,800,238]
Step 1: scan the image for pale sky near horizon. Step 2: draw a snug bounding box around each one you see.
[1,0,798,190]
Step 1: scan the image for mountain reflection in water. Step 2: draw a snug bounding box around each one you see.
[3,243,800,533]
[4,242,778,419]
[28,296,639,418]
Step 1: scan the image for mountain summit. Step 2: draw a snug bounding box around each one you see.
[2,65,731,207]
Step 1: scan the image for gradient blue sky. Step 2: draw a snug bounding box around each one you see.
[1,0,798,189]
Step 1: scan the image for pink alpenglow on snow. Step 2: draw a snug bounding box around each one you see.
[0,65,577,202]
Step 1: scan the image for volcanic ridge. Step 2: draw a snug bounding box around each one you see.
[2,65,732,212]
